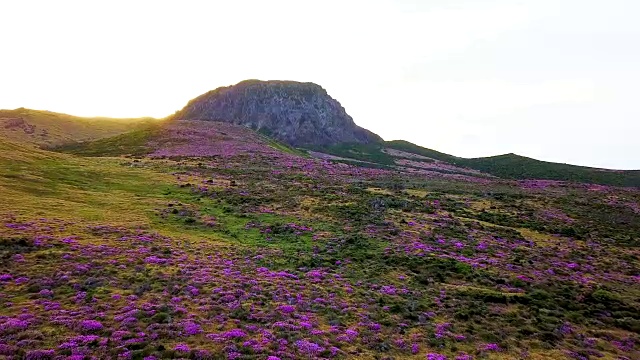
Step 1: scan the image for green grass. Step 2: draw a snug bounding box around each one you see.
[308,143,396,165]
[150,188,320,251]
[54,123,164,157]
[315,140,640,187]
[0,138,172,225]
[256,131,309,157]
[458,153,640,187]
[0,108,160,147]
[1,132,639,359]
[385,140,459,163]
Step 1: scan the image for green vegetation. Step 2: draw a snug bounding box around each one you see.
[385,140,458,163]
[0,108,160,147]
[314,140,640,187]
[256,131,309,157]
[0,115,638,359]
[54,123,164,157]
[309,143,396,165]
[458,153,640,187]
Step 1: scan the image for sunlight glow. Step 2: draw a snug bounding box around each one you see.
[1,0,639,168]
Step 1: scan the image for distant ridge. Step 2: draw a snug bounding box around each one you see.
[171,79,382,147]
[0,108,157,146]
[313,140,640,187]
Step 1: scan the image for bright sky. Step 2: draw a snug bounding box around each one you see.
[1,0,639,169]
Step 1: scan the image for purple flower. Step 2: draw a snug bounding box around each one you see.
[299,321,313,329]
[559,322,573,335]
[295,339,324,355]
[174,343,190,352]
[427,354,448,360]
[25,349,55,360]
[1,318,29,332]
[0,274,12,281]
[79,320,103,331]
[194,350,212,359]
[183,321,202,336]
[329,347,340,356]
[455,354,473,360]
[611,338,635,352]
[306,270,324,279]
[144,256,167,264]
[0,344,15,355]
[345,328,358,338]
[483,343,500,351]
[38,289,53,298]
[278,305,296,314]
[222,329,247,339]
[187,286,199,296]
[380,285,397,295]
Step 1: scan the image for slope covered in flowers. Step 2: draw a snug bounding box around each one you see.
[1,121,639,359]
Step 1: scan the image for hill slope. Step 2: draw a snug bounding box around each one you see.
[55,119,306,159]
[312,140,640,187]
[458,153,640,187]
[169,77,640,188]
[171,79,382,147]
[4,105,638,187]
[0,108,159,147]
[1,121,639,359]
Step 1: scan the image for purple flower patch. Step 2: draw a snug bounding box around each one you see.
[79,320,103,332]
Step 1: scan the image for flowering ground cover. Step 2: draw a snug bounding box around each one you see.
[1,121,639,359]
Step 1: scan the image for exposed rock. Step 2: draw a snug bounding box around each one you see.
[2,118,26,129]
[2,117,36,134]
[171,80,382,147]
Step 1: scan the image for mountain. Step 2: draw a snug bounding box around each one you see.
[171,79,382,147]
[168,79,639,187]
[0,108,158,147]
[3,103,638,187]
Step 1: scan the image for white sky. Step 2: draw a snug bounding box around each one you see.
[1,0,639,169]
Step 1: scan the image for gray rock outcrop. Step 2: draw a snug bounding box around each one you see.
[171,80,382,147]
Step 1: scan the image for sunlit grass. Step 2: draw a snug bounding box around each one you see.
[0,139,170,225]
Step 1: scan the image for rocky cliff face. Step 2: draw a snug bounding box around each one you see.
[171,80,382,147]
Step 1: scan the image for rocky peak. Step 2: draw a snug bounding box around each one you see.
[171,80,382,147]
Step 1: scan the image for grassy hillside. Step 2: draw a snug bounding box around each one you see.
[0,137,177,227]
[385,140,459,163]
[55,120,308,159]
[1,128,639,359]
[459,153,640,187]
[54,123,164,157]
[310,143,395,165]
[4,107,637,187]
[0,108,160,147]
[313,140,640,187]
